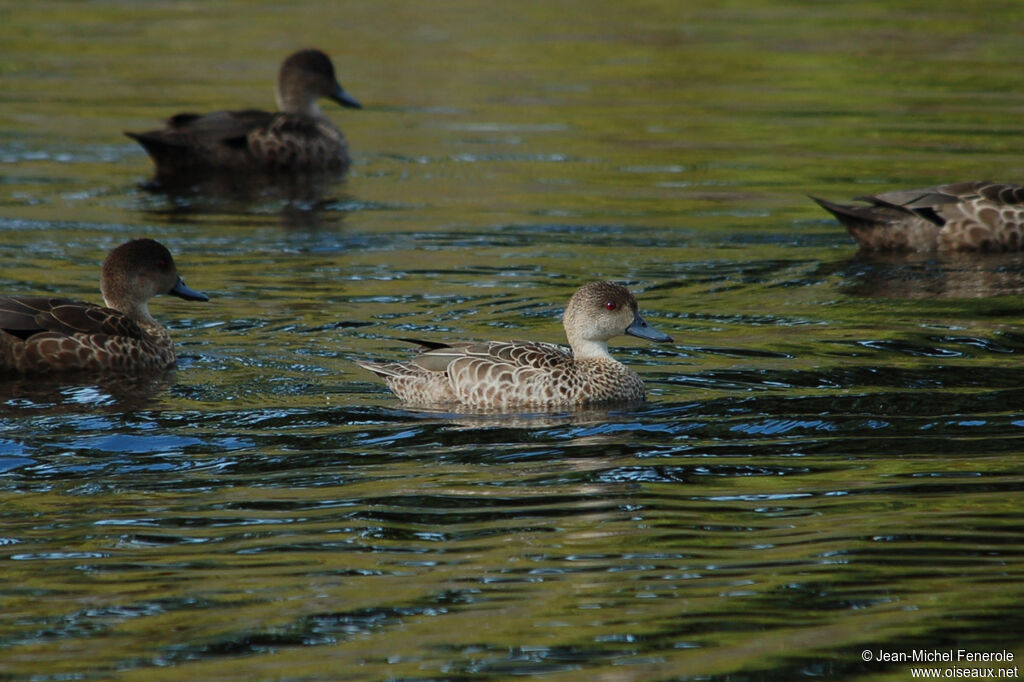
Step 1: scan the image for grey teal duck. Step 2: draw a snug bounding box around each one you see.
[356,281,674,409]
[125,49,361,174]
[0,239,208,374]
[812,181,1024,252]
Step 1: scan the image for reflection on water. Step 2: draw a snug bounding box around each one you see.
[843,251,1024,299]
[373,402,652,431]
[134,170,351,230]
[0,372,174,415]
[2,1,1024,680]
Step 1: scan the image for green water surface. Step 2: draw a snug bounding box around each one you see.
[1,1,1023,680]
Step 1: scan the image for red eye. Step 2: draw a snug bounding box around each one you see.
[604,301,617,311]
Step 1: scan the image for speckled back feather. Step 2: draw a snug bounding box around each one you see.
[0,240,207,375]
[359,339,646,409]
[125,49,359,175]
[812,181,1024,252]
[356,282,672,410]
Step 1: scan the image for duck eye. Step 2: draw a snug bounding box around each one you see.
[604,301,617,311]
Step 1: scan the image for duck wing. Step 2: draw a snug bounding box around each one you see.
[403,339,572,373]
[139,110,275,146]
[434,341,575,407]
[825,181,1024,227]
[0,297,145,341]
[363,338,570,373]
[868,181,1024,212]
[126,109,336,172]
[125,109,276,170]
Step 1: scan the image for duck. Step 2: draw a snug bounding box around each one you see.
[125,49,361,175]
[0,239,208,374]
[811,181,1024,252]
[356,281,674,409]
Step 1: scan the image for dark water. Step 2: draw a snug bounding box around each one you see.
[2,2,1024,680]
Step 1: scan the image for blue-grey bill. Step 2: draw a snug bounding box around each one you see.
[332,85,362,109]
[626,313,673,343]
[169,276,209,302]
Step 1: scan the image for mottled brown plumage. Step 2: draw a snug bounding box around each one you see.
[0,239,208,375]
[356,281,674,410]
[125,49,361,174]
[812,181,1024,252]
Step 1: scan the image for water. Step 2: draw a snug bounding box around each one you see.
[2,1,1024,680]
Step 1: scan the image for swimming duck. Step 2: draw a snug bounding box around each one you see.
[125,49,361,174]
[0,239,208,374]
[811,181,1024,252]
[356,281,674,409]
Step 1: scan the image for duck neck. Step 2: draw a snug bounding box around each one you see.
[276,86,322,117]
[568,334,615,361]
[104,293,158,328]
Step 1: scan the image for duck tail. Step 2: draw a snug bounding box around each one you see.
[125,131,204,173]
[354,360,403,379]
[809,195,884,231]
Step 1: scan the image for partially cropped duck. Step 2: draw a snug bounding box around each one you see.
[812,181,1024,252]
[125,49,361,174]
[356,281,674,409]
[0,239,208,374]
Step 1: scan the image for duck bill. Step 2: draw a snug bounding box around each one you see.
[169,276,209,302]
[626,312,673,343]
[331,84,362,109]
